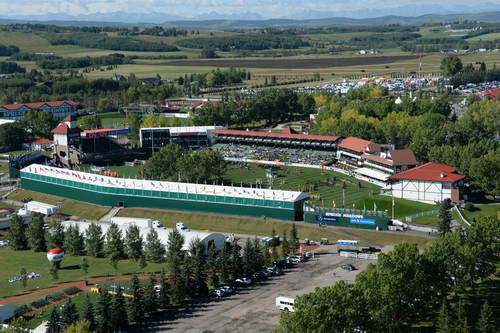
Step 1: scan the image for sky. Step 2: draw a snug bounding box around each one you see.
[0,0,499,20]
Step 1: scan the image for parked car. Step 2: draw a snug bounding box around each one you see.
[288,255,303,263]
[235,277,252,285]
[220,286,234,294]
[341,264,356,271]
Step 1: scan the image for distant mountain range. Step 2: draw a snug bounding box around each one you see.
[3,11,500,30]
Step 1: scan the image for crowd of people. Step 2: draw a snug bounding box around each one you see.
[205,144,335,166]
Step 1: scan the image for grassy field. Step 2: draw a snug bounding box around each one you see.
[116,207,431,248]
[7,189,110,220]
[0,247,166,301]
[95,112,126,128]
[461,204,499,221]
[467,32,500,41]
[224,164,436,218]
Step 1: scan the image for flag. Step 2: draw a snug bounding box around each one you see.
[373,202,377,211]
[419,55,423,71]
[332,200,336,208]
[392,196,395,207]
[353,202,355,209]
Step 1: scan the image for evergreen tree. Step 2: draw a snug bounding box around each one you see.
[27,213,47,252]
[60,298,79,329]
[262,245,271,267]
[20,268,27,288]
[438,199,452,236]
[82,294,96,332]
[456,299,470,333]
[206,242,219,287]
[230,241,243,281]
[111,287,128,331]
[49,266,59,281]
[48,222,65,249]
[252,238,264,272]
[138,254,147,271]
[66,320,92,333]
[478,301,496,333]
[64,225,84,256]
[105,223,125,259]
[281,232,290,258]
[95,289,113,333]
[81,257,89,276]
[85,222,105,258]
[218,241,231,283]
[47,306,62,333]
[289,223,299,253]
[158,271,170,309]
[187,238,208,297]
[8,214,28,250]
[437,299,452,333]
[166,229,186,304]
[144,227,165,262]
[125,225,143,260]
[242,238,254,277]
[127,275,145,323]
[144,276,158,316]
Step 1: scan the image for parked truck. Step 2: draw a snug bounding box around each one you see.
[111,216,161,228]
[18,201,58,216]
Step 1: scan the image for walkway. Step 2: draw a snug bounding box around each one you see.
[99,206,122,222]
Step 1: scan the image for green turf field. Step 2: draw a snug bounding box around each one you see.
[7,189,110,220]
[95,112,126,128]
[224,164,436,218]
[461,204,499,221]
[0,247,166,300]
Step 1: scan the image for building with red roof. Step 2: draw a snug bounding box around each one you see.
[389,162,465,203]
[213,129,341,150]
[23,138,54,151]
[52,116,83,168]
[478,88,500,100]
[0,100,79,121]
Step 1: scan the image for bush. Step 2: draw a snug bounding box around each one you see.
[45,291,66,302]
[30,298,49,309]
[464,202,475,211]
[63,286,81,295]
[14,304,31,317]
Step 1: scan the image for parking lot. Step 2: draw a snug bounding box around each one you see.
[152,247,372,333]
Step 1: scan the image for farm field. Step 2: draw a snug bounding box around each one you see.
[7,189,110,220]
[162,55,420,69]
[467,32,500,41]
[0,247,165,300]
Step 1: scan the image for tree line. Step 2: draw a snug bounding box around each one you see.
[190,88,315,127]
[281,215,500,333]
[0,45,19,56]
[143,143,227,183]
[36,53,133,70]
[176,34,308,51]
[0,61,26,74]
[43,32,179,52]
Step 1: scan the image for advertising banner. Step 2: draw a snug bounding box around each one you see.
[350,217,376,225]
[315,215,339,222]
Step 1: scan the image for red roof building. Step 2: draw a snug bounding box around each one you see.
[337,137,381,153]
[0,100,79,121]
[389,162,465,203]
[213,129,341,149]
[51,123,83,135]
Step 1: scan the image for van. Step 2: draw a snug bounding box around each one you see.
[176,222,188,231]
[276,296,295,312]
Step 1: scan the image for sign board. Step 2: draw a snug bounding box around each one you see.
[315,215,339,222]
[350,217,376,225]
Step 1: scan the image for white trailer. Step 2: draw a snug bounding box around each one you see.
[111,216,161,228]
[21,201,58,216]
[276,296,295,312]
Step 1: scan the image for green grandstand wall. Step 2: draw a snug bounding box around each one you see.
[20,170,307,221]
[304,205,389,230]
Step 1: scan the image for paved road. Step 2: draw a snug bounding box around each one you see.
[152,248,370,333]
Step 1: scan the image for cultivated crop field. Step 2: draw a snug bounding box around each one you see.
[163,55,420,69]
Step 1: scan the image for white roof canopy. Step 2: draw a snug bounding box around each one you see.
[354,167,391,181]
[22,164,309,203]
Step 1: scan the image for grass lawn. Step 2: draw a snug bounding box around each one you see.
[461,204,499,222]
[338,228,433,249]
[224,164,436,218]
[95,112,127,128]
[7,189,110,220]
[0,247,167,301]
[116,207,430,248]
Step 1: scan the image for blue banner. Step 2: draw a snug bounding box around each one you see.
[350,217,376,225]
[315,215,339,222]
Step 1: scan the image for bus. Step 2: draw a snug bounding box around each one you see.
[276,296,295,312]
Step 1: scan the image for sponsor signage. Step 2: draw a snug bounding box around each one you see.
[350,217,376,225]
[326,213,364,218]
[315,215,339,222]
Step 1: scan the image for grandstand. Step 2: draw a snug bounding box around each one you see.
[20,164,310,221]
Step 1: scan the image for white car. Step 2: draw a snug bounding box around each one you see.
[235,278,252,285]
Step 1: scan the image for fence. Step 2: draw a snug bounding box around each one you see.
[405,210,439,223]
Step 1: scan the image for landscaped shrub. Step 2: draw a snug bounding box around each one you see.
[464,202,475,211]
[30,298,49,309]
[14,304,31,317]
[63,286,81,295]
[45,291,66,302]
